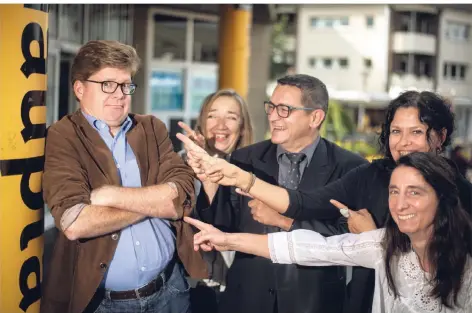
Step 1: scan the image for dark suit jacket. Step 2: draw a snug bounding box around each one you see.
[195,138,367,313]
[41,110,207,313]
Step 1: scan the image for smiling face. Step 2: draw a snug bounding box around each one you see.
[74,67,132,130]
[268,84,321,152]
[388,107,442,162]
[388,165,438,239]
[205,96,242,155]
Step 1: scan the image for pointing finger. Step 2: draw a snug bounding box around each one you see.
[178,121,194,135]
[329,199,353,218]
[184,216,212,231]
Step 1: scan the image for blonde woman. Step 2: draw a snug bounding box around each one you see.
[178,89,254,312]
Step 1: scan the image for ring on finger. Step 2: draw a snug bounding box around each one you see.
[340,208,350,218]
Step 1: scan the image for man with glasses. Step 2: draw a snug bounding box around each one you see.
[41,40,207,313]
[192,74,367,313]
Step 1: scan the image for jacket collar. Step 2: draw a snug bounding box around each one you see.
[70,110,149,186]
[252,138,334,188]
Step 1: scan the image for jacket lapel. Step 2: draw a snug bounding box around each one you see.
[70,110,120,185]
[252,143,279,184]
[299,138,335,190]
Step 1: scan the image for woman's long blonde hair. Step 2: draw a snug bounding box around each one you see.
[195,89,254,154]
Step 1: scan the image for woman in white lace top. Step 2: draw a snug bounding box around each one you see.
[185,153,472,313]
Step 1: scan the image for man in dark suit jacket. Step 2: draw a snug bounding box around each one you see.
[192,74,368,313]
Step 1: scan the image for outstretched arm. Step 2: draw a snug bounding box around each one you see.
[177,133,363,221]
[185,217,270,258]
[185,217,382,269]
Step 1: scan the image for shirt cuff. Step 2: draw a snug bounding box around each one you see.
[60,203,87,231]
[268,232,296,264]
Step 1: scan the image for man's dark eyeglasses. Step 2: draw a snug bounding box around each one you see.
[85,80,137,95]
[264,101,315,118]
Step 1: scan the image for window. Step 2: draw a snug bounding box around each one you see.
[460,65,467,79]
[193,19,218,62]
[364,58,372,68]
[49,4,59,39]
[310,16,349,28]
[418,59,431,77]
[398,12,411,32]
[153,14,187,61]
[414,12,436,35]
[451,64,457,78]
[339,58,349,68]
[445,21,470,42]
[366,16,374,27]
[60,4,84,42]
[310,17,318,27]
[106,4,133,43]
[443,62,468,80]
[393,54,409,74]
[150,69,184,111]
[400,59,407,72]
[419,19,430,34]
[325,18,334,28]
[323,58,332,68]
[308,57,316,67]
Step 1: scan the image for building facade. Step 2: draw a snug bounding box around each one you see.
[290,4,472,142]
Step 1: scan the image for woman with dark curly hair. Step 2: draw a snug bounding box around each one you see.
[178,90,472,313]
[185,152,472,312]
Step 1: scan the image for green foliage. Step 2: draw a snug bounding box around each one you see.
[270,15,291,79]
[335,140,379,156]
[320,100,355,140]
[321,100,379,157]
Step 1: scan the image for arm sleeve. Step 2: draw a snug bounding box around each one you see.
[289,218,343,236]
[284,164,369,220]
[268,228,384,269]
[42,127,92,232]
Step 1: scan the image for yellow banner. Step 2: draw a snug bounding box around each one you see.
[0,4,48,313]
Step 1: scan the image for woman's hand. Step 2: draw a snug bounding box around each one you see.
[178,121,206,150]
[184,216,231,252]
[177,133,251,188]
[329,199,377,234]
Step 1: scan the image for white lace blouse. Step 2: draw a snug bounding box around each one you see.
[268,229,472,313]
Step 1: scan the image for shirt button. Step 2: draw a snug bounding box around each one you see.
[117,164,121,169]
[268,288,275,295]
[135,241,140,246]
[100,263,107,269]
[141,266,146,271]
[111,233,119,240]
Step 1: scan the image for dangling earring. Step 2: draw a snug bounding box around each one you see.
[436,147,442,154]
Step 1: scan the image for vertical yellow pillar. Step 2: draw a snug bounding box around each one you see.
[0,4,48,313]
[218,4,252,100]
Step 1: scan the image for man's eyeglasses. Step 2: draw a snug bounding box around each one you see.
[85,80,137,95]
[264,101,315,118]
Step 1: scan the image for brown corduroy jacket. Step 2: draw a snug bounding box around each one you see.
[40,110,208,313]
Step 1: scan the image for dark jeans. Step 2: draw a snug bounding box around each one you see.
[90,262,191,313]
